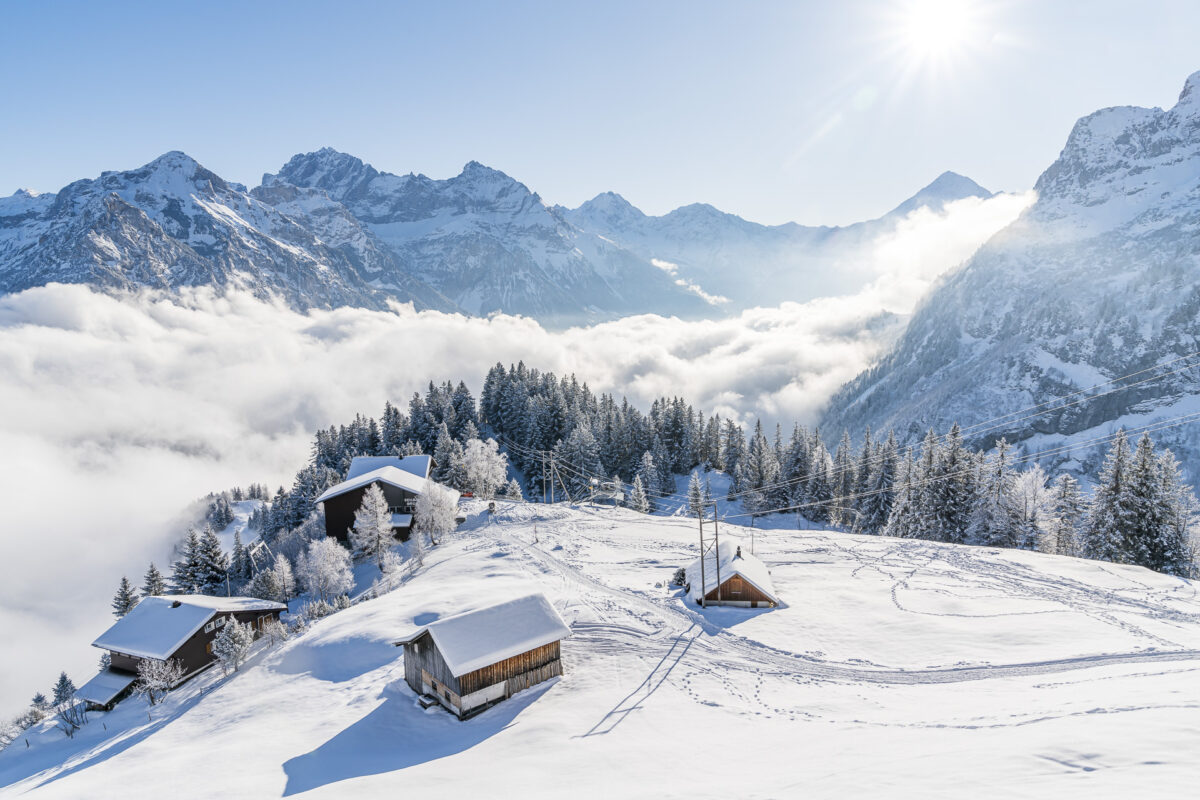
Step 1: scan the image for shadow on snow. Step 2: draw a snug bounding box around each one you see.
[281,681,553,796]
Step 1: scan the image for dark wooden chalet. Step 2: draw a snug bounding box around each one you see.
[78,595,286,710]
[685,538,780,608]
[394,593,572,719]
[315,455,447,543]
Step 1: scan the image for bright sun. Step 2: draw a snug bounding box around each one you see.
[896,0,977,64]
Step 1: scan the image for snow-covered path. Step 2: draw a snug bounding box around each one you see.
[4,502,1200,797]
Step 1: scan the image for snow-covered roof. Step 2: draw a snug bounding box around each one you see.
[345,455,433,481]
[685,538,779,604]
[91,596,286,661]
[390,513,413,528]
[315,466,428,503]
[76,668,138,706]
[394,593,572,677]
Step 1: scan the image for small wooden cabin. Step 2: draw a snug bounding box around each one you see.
[78,595,286,710]
[685,538,780,608]
[394,593,571,719]
[315,455,452,543]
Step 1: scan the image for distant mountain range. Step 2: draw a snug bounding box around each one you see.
[0,147,989,326]
[821,70,1200,480]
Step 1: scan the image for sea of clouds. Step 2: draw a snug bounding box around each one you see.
[0,190,1031,712]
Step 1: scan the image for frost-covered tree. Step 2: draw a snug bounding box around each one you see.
[1081,430,1133,563]
[635,451,660,512]
[686,472,704,518]
[350,484,395,572]
[212,618,255,675]
[1012,464,1051,550]
[297,538,354,601]
[51,673,76,706]
[858,431,898,534]
[273,553,296,601]
[628,474,650,514]
[135,658,183,705]
[111,576,139,618]
[229,530,250,585]
[249,567,280,603]
[965,439,1022,547]
[415,480,459,546]
[461,438,509,499]
[503,477,524,501]
[1046,474,1085,556]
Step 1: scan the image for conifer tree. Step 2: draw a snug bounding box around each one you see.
[51,673,75,706]
[111,576,139,618]
[858,431,898,534]
[195,527,230,594]
[230,530,249,584]
[628,475,650,513]
[965,439,1021,547]
[687,472,704,518]
[504,477,524,500]
[1081,430,1133,563]
[273,553,296,601]
[636,451,659,512]
[1047,473,1084,556]
[171,529,202,594]
[143,562,166,596]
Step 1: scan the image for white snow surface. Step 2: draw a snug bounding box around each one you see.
[685,537,780,604]
[395,592,571,677]
[314,466,441,504]
[344,455,432,481]
[90,596,285,661]
[5,501,1200,797]
[74,670,137,708]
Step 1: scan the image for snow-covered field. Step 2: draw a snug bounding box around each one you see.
[4,501,1200,798]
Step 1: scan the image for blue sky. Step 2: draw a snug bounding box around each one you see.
[1,0,1197,225]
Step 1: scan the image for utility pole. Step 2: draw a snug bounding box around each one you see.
[697,499,721,607]
[542,454,547,505]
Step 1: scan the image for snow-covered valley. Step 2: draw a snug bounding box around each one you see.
[5,501,1199,798]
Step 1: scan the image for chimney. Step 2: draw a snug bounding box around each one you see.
[735,546,742,559]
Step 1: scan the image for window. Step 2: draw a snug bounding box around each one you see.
[216,616,227,628]
[204,621,215,633]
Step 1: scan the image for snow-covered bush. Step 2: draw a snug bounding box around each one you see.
[136,658,184,705]
[334,594,352,611]
[212,618,255,675]
[299,598,335,620]
[502,477,524,501]
[261,618,289,647]
[296,538,354,600]
[416,480,459,545]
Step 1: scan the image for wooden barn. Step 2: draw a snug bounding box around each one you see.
[77,595,286,710]
[685,538,780,608]
[394,593,572,719]
[315,455,453,543]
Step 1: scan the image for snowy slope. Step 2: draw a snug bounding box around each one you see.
[4,501,1200,797]
[560,172,994,309]
[821,70,1200,479]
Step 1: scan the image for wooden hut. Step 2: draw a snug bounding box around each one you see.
[78,595,286,710]
[315,455,454,543]
[685,538,780,608]
[394,593,571,719]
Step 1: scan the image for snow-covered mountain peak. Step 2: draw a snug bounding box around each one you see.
[267,148,381,199]
[886,171,993,218]
[1177,69,1200,109]
[1031,70,1200,237]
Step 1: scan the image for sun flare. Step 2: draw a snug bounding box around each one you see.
[896,0,978,65]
